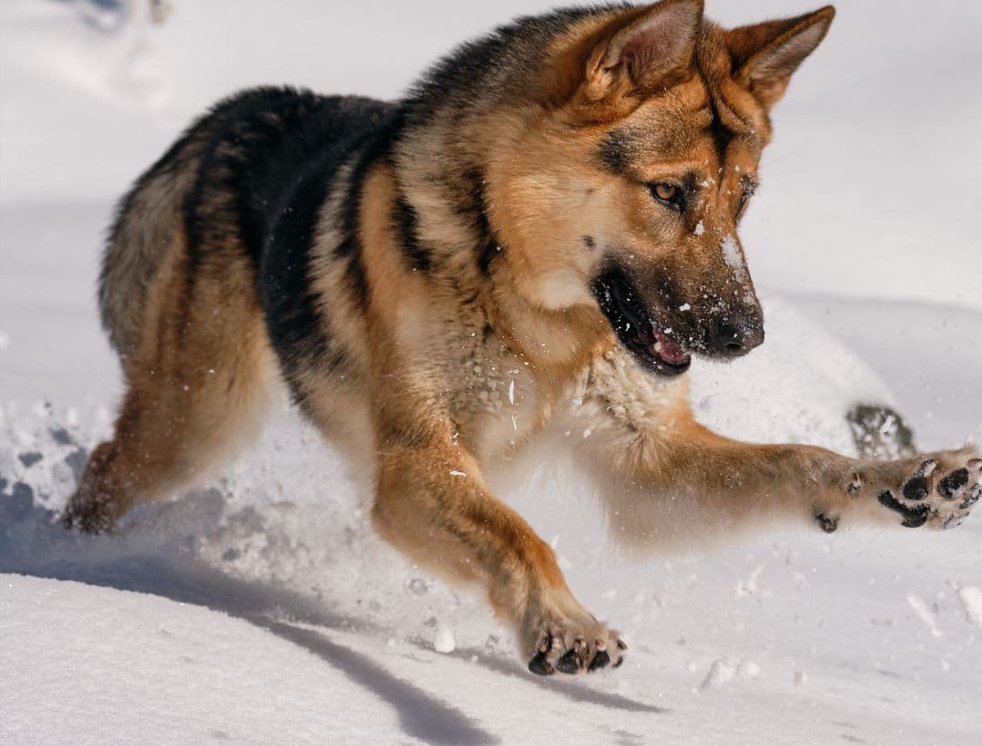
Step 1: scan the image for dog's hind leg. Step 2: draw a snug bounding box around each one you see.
[64,250,276,533]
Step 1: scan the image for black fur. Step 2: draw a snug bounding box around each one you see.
[172,88,404,401]
[332,107,407,309]
[704,95,735,168]
[393,196,430,273]
[598,129,632,176]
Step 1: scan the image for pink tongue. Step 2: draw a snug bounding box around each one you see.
[651,328,690,366]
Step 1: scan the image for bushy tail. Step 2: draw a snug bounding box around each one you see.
[99,132,204,355]
[99,124,211,355]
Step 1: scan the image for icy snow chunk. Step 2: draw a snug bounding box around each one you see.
[433,624,456,654]
[957,586,982,627]
[734,563,765,599]
[700,658,736,690]
[406,577,432,596]
[737,659,760,679]
[907,594,943,638]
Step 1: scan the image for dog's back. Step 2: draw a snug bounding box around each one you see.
[100,87,395,366]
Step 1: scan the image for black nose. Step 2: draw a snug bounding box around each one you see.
[710,321,765,358]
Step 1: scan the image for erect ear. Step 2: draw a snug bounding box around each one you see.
[726,6,835,109]
[580,0,704,105]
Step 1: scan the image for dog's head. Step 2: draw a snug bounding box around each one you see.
[487,1,834,376]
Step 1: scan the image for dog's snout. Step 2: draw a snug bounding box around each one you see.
[710,320,764,358]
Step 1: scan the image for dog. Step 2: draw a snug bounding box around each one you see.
[65,0,981,676]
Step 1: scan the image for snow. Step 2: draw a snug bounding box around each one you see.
[957,587,982,628]
[433,624,457,655]
[2,2,981,745]
[700,659,737,691]
[720,234,747,282]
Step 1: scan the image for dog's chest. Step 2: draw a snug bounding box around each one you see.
[442,329,545,461]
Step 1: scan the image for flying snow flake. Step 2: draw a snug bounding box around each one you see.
[679,303,692,312]
[449,470,467,477]
[957,586,982,626]
[907,594,943,638]
[694,221,705,236]
[508,379,515,405]
[700,659,737,691]
[433,624,456,654]
[738,660,760,679]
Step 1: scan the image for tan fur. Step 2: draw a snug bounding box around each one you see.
[67,2,980,675]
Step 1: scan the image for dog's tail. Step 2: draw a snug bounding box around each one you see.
[98,88,268,355]
[98,126,207,356]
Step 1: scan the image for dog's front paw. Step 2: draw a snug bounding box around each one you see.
[839,446,981,530]
[523,605,626,676]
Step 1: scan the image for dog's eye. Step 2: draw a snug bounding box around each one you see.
[649,182,684,211]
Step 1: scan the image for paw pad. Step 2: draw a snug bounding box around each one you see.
[939,468,969,499]
[877,491,930,528]
[527,629,624,676]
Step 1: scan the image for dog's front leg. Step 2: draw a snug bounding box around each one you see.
[620,425,979,540]
[567,351,981,550]
[371,417,626,674]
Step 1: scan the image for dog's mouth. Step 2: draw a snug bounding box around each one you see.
[592,267,691,377]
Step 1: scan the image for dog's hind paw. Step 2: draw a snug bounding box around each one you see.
[843,446,981,530]
[524,609,625,676]
[847,403,917,460]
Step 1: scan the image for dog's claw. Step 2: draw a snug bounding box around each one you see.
[847,472,863,496]
[528,640,555,676]
[815,512,838,533]
[527,625,624,676]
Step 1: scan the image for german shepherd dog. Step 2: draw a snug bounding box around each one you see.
[66,1,980,675]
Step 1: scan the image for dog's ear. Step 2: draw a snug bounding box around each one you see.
[578,0,703,107]
[726,6,835,109]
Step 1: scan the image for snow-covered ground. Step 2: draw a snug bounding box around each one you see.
[1,2,980,745]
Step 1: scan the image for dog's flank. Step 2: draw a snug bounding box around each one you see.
[67,0,981,678]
